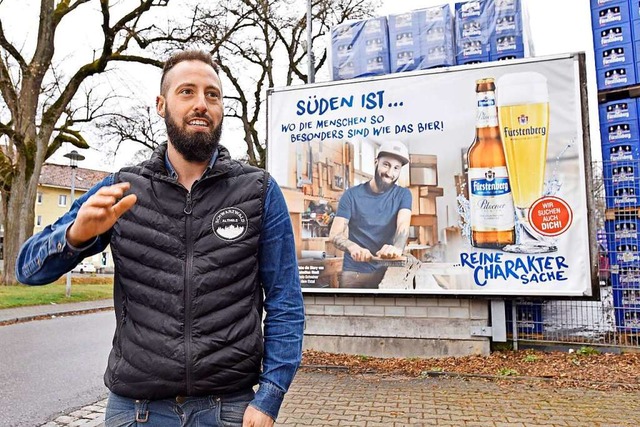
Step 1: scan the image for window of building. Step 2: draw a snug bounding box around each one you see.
[58,194,67,207]
[37,192,43,204]
[36,215,42,227]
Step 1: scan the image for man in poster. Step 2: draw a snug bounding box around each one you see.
[329,141,412,288]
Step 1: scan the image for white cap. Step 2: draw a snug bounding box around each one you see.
[377,141,409,166]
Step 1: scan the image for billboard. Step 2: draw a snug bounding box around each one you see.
[267,53,596,297]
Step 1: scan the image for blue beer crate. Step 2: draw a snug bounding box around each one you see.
[490,50,525,61]
[596,43,635,70]
[599,98,638,125]
[495,0,521,16]
[455,0,492,23]
[388,14,418,72]
[364,36,387,56]
[456,41,490,64]
[334,61,359,81]
[494,13,521,36]
[333,41,355,61]
[330,18,390,80]
[592,2,631,31]
[422,44,456,68]
[604,162,640,208]
[631,0,640,21]
[612,265,640,288]
[362,17,388,36]
[490,33,525,56]
[600,119,640,144]
[602,140,640,162]
[614,307,640,332]
[591,0,629,7]
[605,216,640,252]
[610,238,640,264]
[606,182,640,208]
[505,300,544,334]
[389,28,419,51]
[632,18,640,40]
[422,23,450,48]
[362,54,390,76]
[613,288,640,308]
[417,4,453,48]
[389,12,421,72]
[390,49,420,73]
[596,63,637,89]
[604,161,640,186]
[594,22,634,49]
[388,11,420,35]
[417,5,455,68]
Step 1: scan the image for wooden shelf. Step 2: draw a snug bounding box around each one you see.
[598,84,640,104]
[605,207,640,220]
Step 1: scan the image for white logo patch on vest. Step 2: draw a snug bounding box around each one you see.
[212,207,248,241]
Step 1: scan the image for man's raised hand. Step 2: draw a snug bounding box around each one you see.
[66,182,137,247]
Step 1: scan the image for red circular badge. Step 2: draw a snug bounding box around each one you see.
[528,196,573,237]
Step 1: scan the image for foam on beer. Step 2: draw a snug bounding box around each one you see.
[496,72,548,105]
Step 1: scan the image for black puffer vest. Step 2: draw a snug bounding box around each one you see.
[104,144,268,399]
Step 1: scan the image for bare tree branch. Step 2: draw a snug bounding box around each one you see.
[42,0,168,130]
[0,52,17,118]
[0,20,27,72]
[52,0,93,26]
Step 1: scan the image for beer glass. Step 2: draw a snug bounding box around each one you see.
[497,72,556,253]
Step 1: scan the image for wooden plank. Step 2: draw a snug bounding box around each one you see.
[282,187,305,212]
[605,207,640,220]
[410,214,438,227]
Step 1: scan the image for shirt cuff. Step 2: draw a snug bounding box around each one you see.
[249,380,285,421]
[63,222,98,253]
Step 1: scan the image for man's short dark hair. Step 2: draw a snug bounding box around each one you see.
[160,50,220,94]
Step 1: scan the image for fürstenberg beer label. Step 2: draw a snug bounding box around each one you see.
[469,167,515,231]
[476,93,498,127]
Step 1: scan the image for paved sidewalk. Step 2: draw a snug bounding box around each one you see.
[40,369,640,426]
[6,302,639,426]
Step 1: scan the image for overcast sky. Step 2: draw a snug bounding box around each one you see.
[1,0,597,170]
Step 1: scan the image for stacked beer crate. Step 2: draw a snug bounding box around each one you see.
[387,5,455,73]
[592,0,640,332]
[455,0,533,65]
[330,0,534,81]
[331,17,391,80]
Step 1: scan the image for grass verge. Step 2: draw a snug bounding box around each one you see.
[0,276,113,309]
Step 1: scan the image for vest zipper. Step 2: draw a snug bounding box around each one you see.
[184,191,194,395]
[184,192,193,214]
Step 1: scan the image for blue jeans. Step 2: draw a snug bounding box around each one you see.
[105,389,255,427]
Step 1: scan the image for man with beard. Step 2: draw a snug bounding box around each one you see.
[16,50,304,427]
[329,141,412,289]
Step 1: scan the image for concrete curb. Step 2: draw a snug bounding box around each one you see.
[0,299,114,326]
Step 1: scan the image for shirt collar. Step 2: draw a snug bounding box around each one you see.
[164,147,219,180]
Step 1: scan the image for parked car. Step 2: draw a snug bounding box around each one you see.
[72,262,96,274]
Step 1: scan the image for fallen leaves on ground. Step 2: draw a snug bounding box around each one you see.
[302,349,640,391]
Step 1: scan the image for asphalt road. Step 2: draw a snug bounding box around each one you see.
[0,312,114,427]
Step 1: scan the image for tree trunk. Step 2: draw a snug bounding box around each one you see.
[2,162,35,285]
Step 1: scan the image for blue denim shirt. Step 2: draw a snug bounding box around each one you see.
[15,153,304,420]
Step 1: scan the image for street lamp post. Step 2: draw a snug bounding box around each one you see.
[63,150,85,298]
[306,0,315,84]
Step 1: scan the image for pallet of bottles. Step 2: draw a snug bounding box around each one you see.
[330,0,534,81]
[591,0,640,90]
[609,258,640,332]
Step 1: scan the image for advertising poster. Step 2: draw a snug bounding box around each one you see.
[267,54,596,297]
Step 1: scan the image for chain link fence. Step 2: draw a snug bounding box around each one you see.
[506,161,640,350]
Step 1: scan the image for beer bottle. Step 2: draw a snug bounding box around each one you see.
[467,78,515,248]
